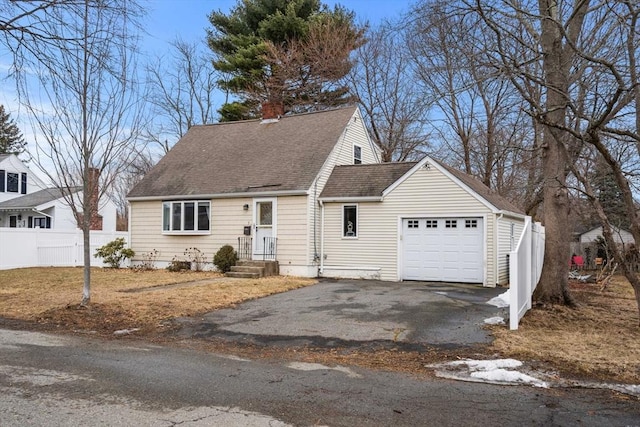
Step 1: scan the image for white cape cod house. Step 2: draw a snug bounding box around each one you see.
[127,105,526,285]
[0,154,117,231]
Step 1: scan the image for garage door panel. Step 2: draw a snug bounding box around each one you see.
[402,217,483,283]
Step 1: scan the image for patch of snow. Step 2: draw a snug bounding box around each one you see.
[113,328,140,336]
[486,290,510,308]
[427,358,640,397]
[451,358,522,370]
[428,358,548,388]
[484,316,505,325]
[470,368,548,388]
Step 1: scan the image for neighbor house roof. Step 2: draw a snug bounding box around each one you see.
[0,187,80,210]
[128,106,359,199]
[320,162,417,199]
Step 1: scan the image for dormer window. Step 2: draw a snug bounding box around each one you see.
[354,145,362,164]
[0,170,27,194]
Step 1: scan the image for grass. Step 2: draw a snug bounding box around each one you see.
[490,276,640,384]
[0,267,638,384]
[0,267,315,334]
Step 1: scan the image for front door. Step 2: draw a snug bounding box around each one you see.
[253,198,276,259]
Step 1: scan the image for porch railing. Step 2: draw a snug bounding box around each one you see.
[262,237,277,261]
[237,237,252,260]
[236,236,277,261]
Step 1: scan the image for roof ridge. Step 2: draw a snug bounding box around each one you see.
[192,105,358,129]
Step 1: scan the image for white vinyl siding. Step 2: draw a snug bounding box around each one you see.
[130,196,310,268]
[277,195,309,267]
[497,215,526,285]
[307,108,380,266]
[322,165,497,284]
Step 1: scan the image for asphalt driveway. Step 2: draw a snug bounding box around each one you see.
[182,279,508,348]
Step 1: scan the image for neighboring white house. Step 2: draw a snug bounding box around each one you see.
[127,104,526,286]
[579,226,635,245]
[0,154,117,231]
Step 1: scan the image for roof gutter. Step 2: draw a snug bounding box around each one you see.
[498,210,528,220]
[128,189,308,202]
[317,196,383,203]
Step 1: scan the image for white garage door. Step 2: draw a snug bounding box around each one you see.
[402,217,483,283]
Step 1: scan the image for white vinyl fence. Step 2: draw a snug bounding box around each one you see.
[509,217,545,330]
[0,228,129,270]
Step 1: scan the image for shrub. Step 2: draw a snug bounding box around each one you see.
[167,256,191,272]
[213,244,238,273]
[184,247,207,271]
[94,237,135,268]
[133,249,158,271]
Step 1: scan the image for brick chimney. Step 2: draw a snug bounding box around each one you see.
[261,101,285,123]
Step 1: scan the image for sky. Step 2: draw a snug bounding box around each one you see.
[142,0,412,55]
[0,0,413,182]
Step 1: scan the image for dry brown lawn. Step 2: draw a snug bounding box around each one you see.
[491,276,640,384]
[0,267,639,384]
[0,267,315,335]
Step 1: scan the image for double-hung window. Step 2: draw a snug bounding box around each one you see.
[343,204,358,238]
[353,145,362,165]
[0,171,27,194]
[162,201,210,233]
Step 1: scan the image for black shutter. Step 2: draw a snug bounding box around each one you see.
[28,216,33,228]
[46,217,51,228]
[21,173,27,194]
[0,170,4,192]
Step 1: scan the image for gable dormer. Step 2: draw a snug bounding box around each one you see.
[0,154,47,203]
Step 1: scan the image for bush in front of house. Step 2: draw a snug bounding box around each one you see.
[213,244,238,273]
[94,237,135,268]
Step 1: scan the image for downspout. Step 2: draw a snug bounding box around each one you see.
[319,199,325,276]
[313,179,318,262]
[496,212,503,286]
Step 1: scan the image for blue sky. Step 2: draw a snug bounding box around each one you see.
[143,0,412,54]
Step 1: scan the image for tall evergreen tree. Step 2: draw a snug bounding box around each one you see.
[207,0,362,121]
[0,105,26,155]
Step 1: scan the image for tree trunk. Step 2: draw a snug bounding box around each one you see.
[532,0,575,305]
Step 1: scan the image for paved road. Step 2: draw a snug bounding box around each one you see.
[1,328,638,426]
[180,279,508,348]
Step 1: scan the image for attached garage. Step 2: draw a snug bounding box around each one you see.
[318,156,526,286]
[402,217,484,283]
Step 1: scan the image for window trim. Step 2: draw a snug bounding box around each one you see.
[6,171,19,193]
[353,144,362,165]
[162,200,211,235]
[342,204,358,239]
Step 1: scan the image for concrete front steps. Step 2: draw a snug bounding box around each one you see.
[225,260,279,279]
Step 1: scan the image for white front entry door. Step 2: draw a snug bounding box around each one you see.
[402,217,484,283]
[253,198,276,259]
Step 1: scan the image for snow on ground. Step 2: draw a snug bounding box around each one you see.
[483,316,505,325]
[428,358,549,388]
[486,290,510,308]
[427,358,640,397]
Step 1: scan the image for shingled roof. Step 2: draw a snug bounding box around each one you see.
[439,162,524,214]
[320,157,524,215]
[320,162,417,199]
[0,187,81,209]
[128,106,358,199]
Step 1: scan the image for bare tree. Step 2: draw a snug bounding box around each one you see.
[346,23,430,162]
[456,0,640,317]
[16,0,145,305]
[407,3,539,197]
[145,38,219,154]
